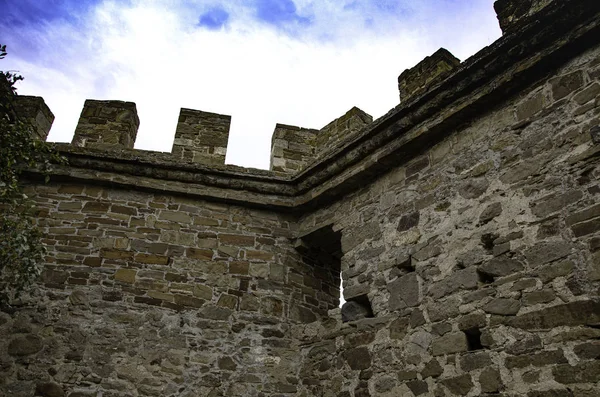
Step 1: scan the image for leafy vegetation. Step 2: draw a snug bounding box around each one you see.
[0,44,64,302]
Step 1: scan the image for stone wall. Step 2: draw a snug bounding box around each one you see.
[1,0,600,396]
[0,183,339,397]
[295,38,600,397]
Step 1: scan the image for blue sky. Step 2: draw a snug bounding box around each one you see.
[0,0,501,169]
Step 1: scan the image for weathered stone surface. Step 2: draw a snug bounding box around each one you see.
[553,361,600,384]
[479,202,503,224]
[441,374,473,396]
[432,332,468,356]
[479,367,502,394]
[4,2,600,396]
[429,267,479,299]
[388,273,421,310]
[524,241,572,267]
[343,347,372,370]
[479,256,524,278]
[35,382,64,397]
[484,298,521,315]
[509,300,600,330]
[8,335,43,356]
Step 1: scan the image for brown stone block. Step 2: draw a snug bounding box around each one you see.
[110,205,137,215]
[186,248,213,260]
[551,70,585,101]
[174,294,205,308]
[114,268,137,283]
[246,250,274,262]
[219,234,255,246]
[134,253,169,265]
[100,249,133,260]
[83,202,110,212]
[229,261,249,275]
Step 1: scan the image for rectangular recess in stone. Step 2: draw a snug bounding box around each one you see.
[464,328,484,351]
[171,108,231,165]
[341,294,374,323]
[295,224,342,311]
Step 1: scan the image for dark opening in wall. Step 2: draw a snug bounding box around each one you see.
[464,328,483,351]
[341,294,374,323]
[477,269,495,284]
[295,225,343,314]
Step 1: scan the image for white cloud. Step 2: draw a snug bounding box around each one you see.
[4,0,501,169]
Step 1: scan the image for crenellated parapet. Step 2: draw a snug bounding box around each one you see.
[398,48,461,104]
[71,99,139,149]
[269,107,373,173]
[12,95,55,141]
[171,108,230,165]
[494,0,554,34]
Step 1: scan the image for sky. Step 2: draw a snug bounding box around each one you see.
[0,0,502,169]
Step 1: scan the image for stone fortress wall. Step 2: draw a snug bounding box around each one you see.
[1,0,600,396]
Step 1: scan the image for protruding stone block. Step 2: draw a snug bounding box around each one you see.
[269,123,318,173]
[316,107,372,150]
[72,100,139,149]
[12,95,54,141]
[171,108,230,165]
[494,0,554,34]
[269,107,371,174]
[398,48,460,104]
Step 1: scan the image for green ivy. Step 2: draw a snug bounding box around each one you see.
[0,44,65,303]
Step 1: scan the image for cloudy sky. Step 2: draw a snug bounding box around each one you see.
[1,0,502,169]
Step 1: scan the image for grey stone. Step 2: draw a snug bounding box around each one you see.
[442,374,473,396]
[388,273,421,310]
[524,241,572,267]
[483,298,521,315]
[479,367,502,393]
[8,335,43,356]
[35,382,64,397]
[343,347,372,370]
[422,359,444,378]
[553,361,600,384]
[429,267,479,299]
[509,300,600,330]
[479,256,524,277]
[432,332,468,356]
[479,202,503,224]
[397,211,420,231]
[459,178,489,199]
[460,351,492,371]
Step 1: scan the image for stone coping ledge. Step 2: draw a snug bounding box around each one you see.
[36,0,600,212]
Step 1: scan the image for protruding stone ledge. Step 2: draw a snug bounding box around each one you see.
[398,48,461,104]
[13,95,54,141]
[494,0,554,34]
[171,108,230,165]
[72,99,139,149]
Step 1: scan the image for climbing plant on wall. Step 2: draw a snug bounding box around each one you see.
[0,44,64,303]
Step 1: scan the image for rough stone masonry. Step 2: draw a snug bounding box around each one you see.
[1,0,600,396]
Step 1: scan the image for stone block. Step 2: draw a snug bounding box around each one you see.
[72,99,139,148]
[441,374,473,396]
[388,273,421,310]
[509,300,600,330]
[494,0,554,34]
[483,298,521,315]
[432,332,468,356]
[398,48,460,103]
